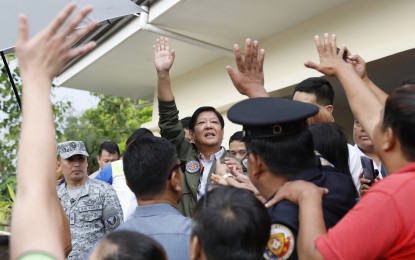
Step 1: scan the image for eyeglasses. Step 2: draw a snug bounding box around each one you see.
[169,160,186,179]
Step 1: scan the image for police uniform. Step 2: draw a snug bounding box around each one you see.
[57,177,123,260]
[158,99,231,217]
[227,97,358,260]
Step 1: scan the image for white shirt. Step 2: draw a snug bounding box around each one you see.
[197,147,225,200]
[348,144,385,191]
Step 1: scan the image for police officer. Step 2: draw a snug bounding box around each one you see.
[227,98,357,260]
[56,141,123,260]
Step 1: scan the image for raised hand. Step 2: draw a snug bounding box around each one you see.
[226,38,268,97]
[214,157,228,177]
[16,4,97,84]
[153,36,175,73]
[304,33,353,77]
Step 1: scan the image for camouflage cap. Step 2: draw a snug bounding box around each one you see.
[57,141,89,159]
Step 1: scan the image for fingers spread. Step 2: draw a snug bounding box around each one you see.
[47,3,77,36]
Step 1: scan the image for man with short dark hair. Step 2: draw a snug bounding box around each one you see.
[190,186,270,260]
[154,37,233,216]
[227,97,357,260]
[56,140,123,260]
[228,131,247,161]
[117,136,191,260]
[89,141,120,179]
[96,128,153,221]
[292,77,335,123]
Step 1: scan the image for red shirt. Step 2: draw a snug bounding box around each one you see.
[316,162,415,259]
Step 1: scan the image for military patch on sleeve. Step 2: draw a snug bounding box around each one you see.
[264,224,295,260]
[105,214,121,229]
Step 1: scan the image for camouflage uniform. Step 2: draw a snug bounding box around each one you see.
[57,178,123,260]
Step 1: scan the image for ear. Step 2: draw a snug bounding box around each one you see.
[189,235,204,260]
[382,127,396,152]
[56,160,61,171]
[169,171,182,192]
[248,153,266,180]
[325,104,334,114]
[96,155,100,163]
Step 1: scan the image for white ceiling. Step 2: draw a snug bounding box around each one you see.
[56,0,351,100]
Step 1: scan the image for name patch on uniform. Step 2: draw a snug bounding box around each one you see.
[79,204,103,212]
[105,214,121,229]
[264,224,294,260]
[186,160,200,173]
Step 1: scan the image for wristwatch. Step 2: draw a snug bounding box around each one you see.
[223,173,234,180]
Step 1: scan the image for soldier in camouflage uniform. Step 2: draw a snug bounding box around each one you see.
[56,141,123,260]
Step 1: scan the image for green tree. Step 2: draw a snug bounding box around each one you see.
[59,93,152,173]
[0,54,71,230]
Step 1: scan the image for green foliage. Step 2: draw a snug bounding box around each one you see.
[59,93,152,172]
[0,54,71,230]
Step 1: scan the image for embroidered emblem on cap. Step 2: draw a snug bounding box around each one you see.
[186,160,200,173]
[264,224,294,260]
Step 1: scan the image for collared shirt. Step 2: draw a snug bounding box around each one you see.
[197,147,225,199]
[117,203,191,260]
[348,144,386,191]
[57,178,123,260]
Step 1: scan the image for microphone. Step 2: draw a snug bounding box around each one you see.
[70,198,75,204]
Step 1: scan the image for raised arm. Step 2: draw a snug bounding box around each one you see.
[226,38,269,98]
[11,4,96,259]
[154,37,175,101]
[304,34,383,142]
[347,53,388,105]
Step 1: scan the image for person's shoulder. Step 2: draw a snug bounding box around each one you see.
[268,200,298,225]
[371,169,415,196]
[322,166,358,198]
[89,178,114,192]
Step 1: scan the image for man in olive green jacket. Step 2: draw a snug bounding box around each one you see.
[154,37,231,216]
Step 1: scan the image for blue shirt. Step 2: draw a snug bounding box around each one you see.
[117,203,191,260]
[96,163,113,184]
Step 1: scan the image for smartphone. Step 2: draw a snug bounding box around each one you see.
[336,47,348,61]
[360,156,377,182]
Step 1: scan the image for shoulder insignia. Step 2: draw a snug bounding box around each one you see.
[186,160,200,173]
[105,214,121,229]
[264,224,295,260]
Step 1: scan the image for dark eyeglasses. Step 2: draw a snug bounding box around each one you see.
[169,160,186,179]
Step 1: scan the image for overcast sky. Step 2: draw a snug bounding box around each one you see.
[52,87,99,115]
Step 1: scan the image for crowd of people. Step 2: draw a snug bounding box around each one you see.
[6,4,415,260]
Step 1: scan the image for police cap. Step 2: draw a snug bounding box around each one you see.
[227,97,318,139]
